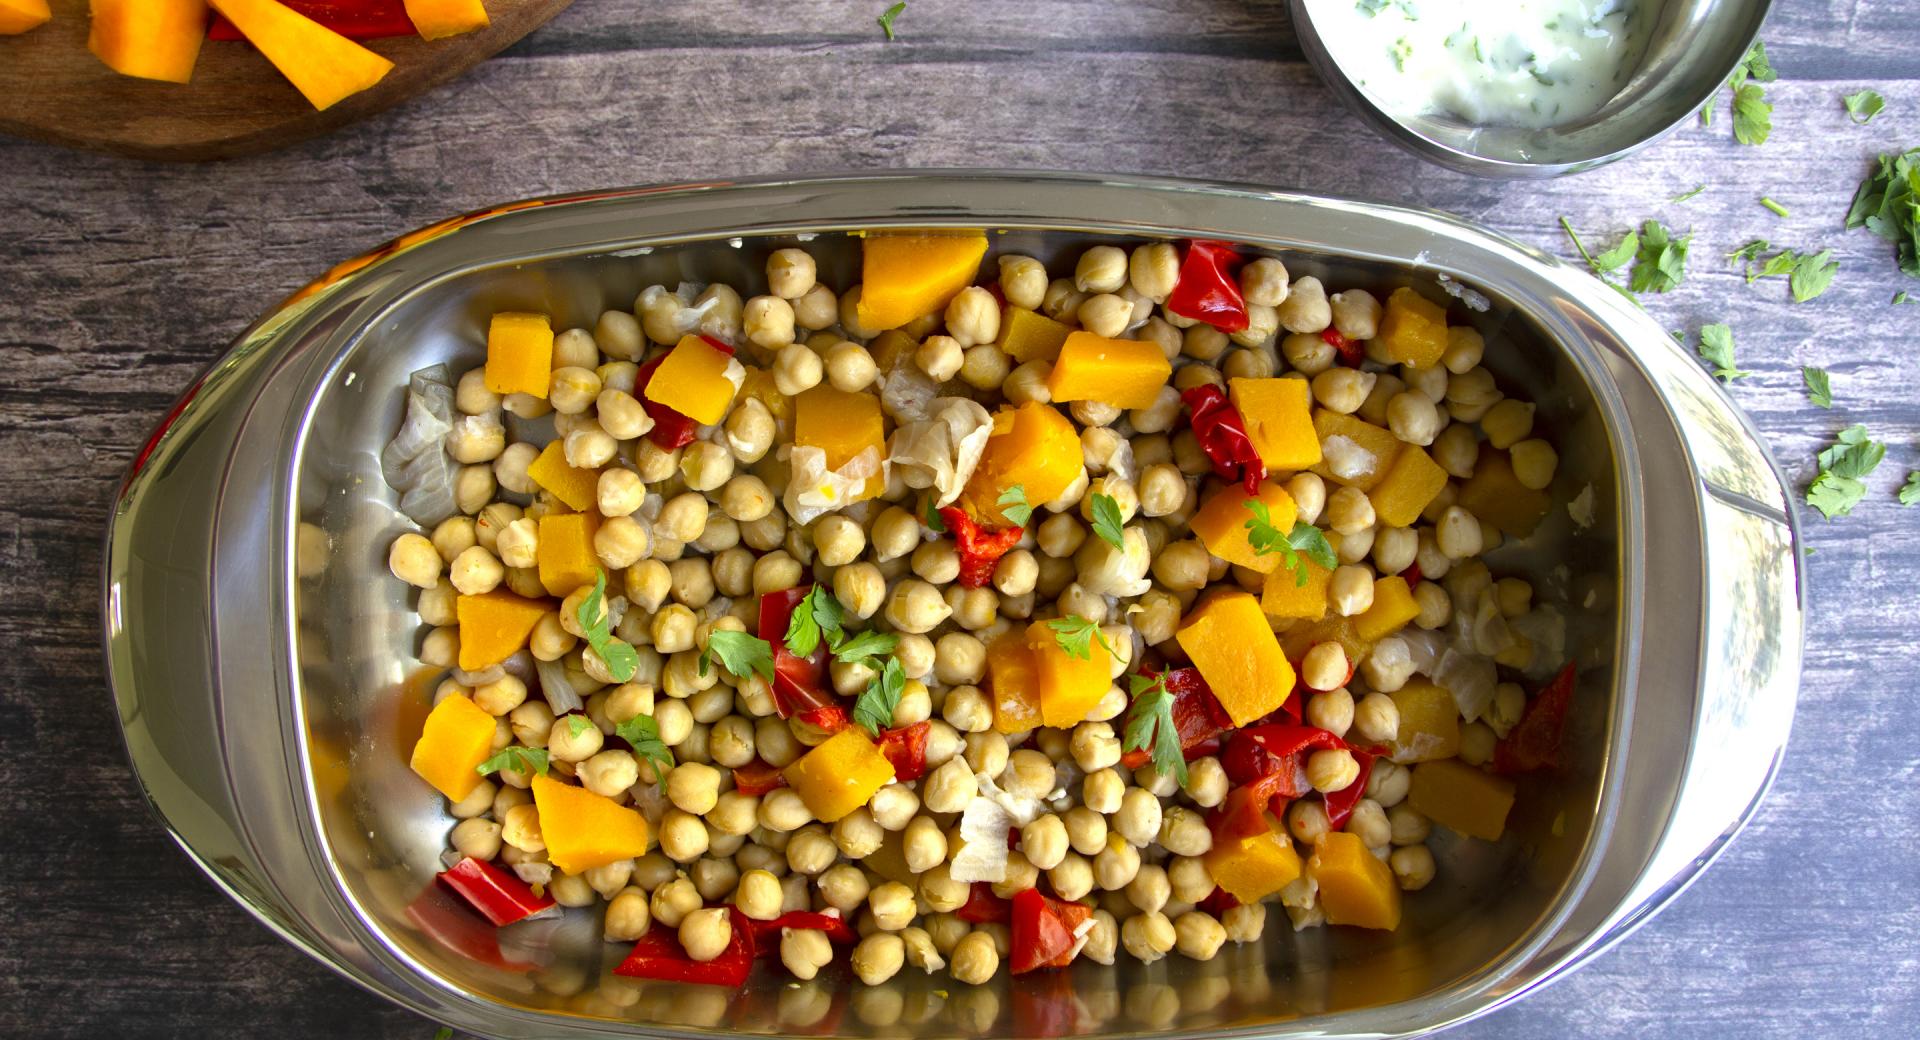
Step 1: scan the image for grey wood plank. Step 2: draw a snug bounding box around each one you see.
[1,1,1917,1038]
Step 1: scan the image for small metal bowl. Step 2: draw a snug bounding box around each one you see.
[1291,0,1773,176]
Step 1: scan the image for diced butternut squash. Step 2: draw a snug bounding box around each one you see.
[988,629,1042,734]
[207,0,395,110]
[537,511,601,598]
[1176,590,1294,727]
[1280,615,1369,665]
[867,329,918,373]
[532,772,652,873]
[1231,377,1322,472]
[783,727,897,823]
[1189,481,1298,575]
[960,402,1082,525]
[643,334,738,426]
[455,590,549,671]
[1046,332,1173,410]
[1310,411,1402,491]
[483,312,554,398]
[996,306,1073,363]
[1409,759,1516,841]
[856,233,989,331]
[1457,446,1552,537]
[1353,576,1419,642]
[1376,287,1448,369]
[525,440,600,512]
[1308,831,1402,930]
[409,694,495,801]
[794,385,886,502]
[1368,445,1448,528]
[1262,556,1333,620]
[403,0,487,39]
[1206,821,1303,903]
[87,0,204,78]
[0,0,50,35]
[1387,680,1461,764]
[1028,620,1113,729]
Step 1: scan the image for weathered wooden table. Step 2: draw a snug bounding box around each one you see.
[1,2,1915,1037]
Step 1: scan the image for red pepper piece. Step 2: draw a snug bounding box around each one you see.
[1323,744,1377,830]
[749,909,857,955]
[1012,966,1083,1037]
[613,907,755,986]
[1399,561,1423,586]
[436,855,556,927]
[1120,668,1233,769]
[758,586,834,719]
[1320,327,1366,367]
[875,721,932,782]
[635,338,736,449]
[1038,894,1091,969]
[1180,384,1268,496]
[1215,724,1365,839]
[1209,770,1296,843]
[1011,888,1092,975]
[956,882,1011,923]
[940,506,1025,588]
[404,885,540,972]
[1166,240,1250,333]
[1493,662,1576,774]
[732,758,788,797]
[793,704,851,735]
[208,0,415,40]
[1197,886,1241,917]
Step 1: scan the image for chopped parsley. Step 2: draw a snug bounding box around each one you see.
[851,655,906,735]
[785,585,845,658]
[1842,89,1886,125]
[1090,492,1127,551]
[1123,673,1187,786]
[476,745,549,778]
[701,629,775,682]
[1901,472,1920,507]
[1805,424,1887,519]
[565,714,594,739]
[1242,499,1338,586]
[996,484,1034,527]
[576,570,637,682]
[1845,147,1920,281]
[1390,37,1413,72]
[876,2,905,41]
[1558,217,1641,303]
[615,714,674,789]
[1896,291,1915,305]
[922,494,947,533]
[1048,614,1119,661]
[1788,249,1839,302]
[1761,196,1790,218]
[1695,324,1748,383]
[1727,41,1776,146]
[1630,220,1692,294]
[833,629,900,666]
[1729,240,1839,300]
[1801,367,1833,409]
[1672,184,1708,203]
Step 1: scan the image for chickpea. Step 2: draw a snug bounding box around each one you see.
[1169,856,1214,906]
[910,540,961,585]
[1346,797,1392,849]
[450,817,502,861]
[846,932,904,987]
[958,344,1012,391]
[884,580,951,634]
[1482,399,1535,450]
[1113,787,1163,848]
[579,748,641,797]
[869,506,921,561]
[671,907,730,963]
[1121,911,1177,964]
[1511,438,1558,490]
[1313,367,1375,416]
[388,533,442,589]
[771,342,823,397]
[1391,844,1437,890]
[1127,242,1180,302]
[819,339,876,392]
[663,760,720,815]
[446,413,506,465]
[1152,539,1212,591]
[1240,257,1291,307]
[1083,768,1125,815]
[1306,748,1360,793]
[855,881,914,934]
[809,515,864,566]
[998,255,1048,310]
[1072,245,1127,294]
[1306,687,1355,737]
[1076,293,1132,338]
[1127,864,1171,914]
[1069,721,1123,773]
[1436,506,1484,559]
[756,787,811,833]
[923,757,978,813]
[501,803,545,853]
[1329,564,1377,616]
[964,731,1010,779]
[1174,911,1227,961]
[945,287,1001,347]
[722,867,780,921]
[774,926,834,982]
[1277,275,1331,334]
[949,931,1000,985]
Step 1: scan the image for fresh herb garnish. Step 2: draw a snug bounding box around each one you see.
[1843,89,1886,125]
[1761,196,1790,218]
[701,629,776,682]
[576,570,637,683]
[476,745,549,778]
[1896,291,1915,305]
[851,655,905,735]
[1844,148,1920,281]
[1630,220,1692,293]
[1806,424,1887,519]
[1727,41,1776,146]
[923,494,948,533]
[1047,614,1118,661]
[1672,184,1708,203]
[1789,249,1840,302]
[1559,217,1640,303]
[785,585,845,658]
[1695,324,1748,383]
[435,1028,455,1040]
[565,714,594,739]
[1900,472,1920,507]
[1390,37,1413,72]
[876,2,905,40]
[832,629,900,665]
[1090,493,1127,551]
[997,484,1034,527]
[1802,367,1833,409]
[1730,240,1839,299]
[615,714,675,790]
[1122,673,1187,786]
[1242,499,1338,587]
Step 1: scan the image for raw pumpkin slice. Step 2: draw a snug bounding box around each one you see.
[87,0,206,80]
[856,232,989,331]
[1,0,52,36]
[208,0,395,111]
[404,0,488,39]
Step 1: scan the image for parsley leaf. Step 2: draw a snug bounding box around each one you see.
[1790,249,1839,302]
[565,714,594,739]
[615,713,675,789]
[1047,614,1118,661]
[1807,472,1868,519]
[476,745,549,778]
[1090,493,1127,551]
[1286,521,1338,571]
[833,629,900,665]
[876,1,905,40]
[785,585,845,659]
[1844,147,1920,281]
[1727,41,1775,145]
[1896,291,1914,305]
[1801,367,1833,409]
[1695,324,1748,383]
[1242,500,1338,587]
[1806,425,1887,519]
[923,494,948,534]
[1630,221,1691,293]
[997,484,1034,527]
[1593,230,1640,273]
[576,570,637,683]
[1843,89,1886,125]
[701,629,776,682]
[1900,472,1920,506]
[1122,673,1187,786]
[852,655,905,735]
[435,1028,455,1040]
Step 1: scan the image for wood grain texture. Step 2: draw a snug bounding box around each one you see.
[1,1,1918,1037]
[0,0,570,161]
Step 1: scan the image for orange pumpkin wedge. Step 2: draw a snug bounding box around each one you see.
[87,0,206,80]
[208,0,395,111]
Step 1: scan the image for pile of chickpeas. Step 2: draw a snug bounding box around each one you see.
[386,235,1561,988]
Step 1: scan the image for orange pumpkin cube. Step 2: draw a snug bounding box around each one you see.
[1029,620,1114,729]
[1047,332,1173,409]
[996,306,1074,363]
[1231,377,1322,472]
[1308,831,1402,930]
[794,385,886,503]
[1176,589,1293,727]
[455,590,550,671]
[643,334,739,426]
[483,311,554,398]
[1310,411,1403,491]
[988,629,1042,734]
[1353,576,1420,642]
[525,440,600,512]
[1376,287,1448,369]
[403,0,488,39]
[537,512,601,598]
[856,232,989,331]
[1368,445,1448,528]
[1408,759,1516,841]
[1457,447,1552,537]
[783,727,897,823]
[207,0,395,110]
[1261,556,1333,620]
[1280,615,1369,664]
[409,694,496,801]
[1189,481,1298,575]
[532,773,652,873]
[1205,821,1303,903]
[1387,680,1461,764]
[0,0,50,35]
[86,0,204,78]
[960,402,1082,525]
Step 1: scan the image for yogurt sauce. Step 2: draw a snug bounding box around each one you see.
[1312,0,1648,129]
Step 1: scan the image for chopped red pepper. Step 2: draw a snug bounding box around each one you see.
[1215,724,1372,838]
[635,337,736,449]
[208,0,414,40]
[1320,327,1366,367]
[940,506,1025,588]
[793,704,851,735]
[732,758,788,797]
[1493,662,1576,774]
[613,907,755,986]
[436,855,555,927]
[1120,668,1233,769]
[875,721,932,782]
[1166,240,1250,333]
[1180,384,1267,496]
[1399,561,1423,586]
[758,586,835,719]
[1010,889,1075,975]
[1322,744,1377,830]
[749,909,857,955]
[1012,968,1083,1037]
[1197,886,1241,917]
[956,882,1012,923]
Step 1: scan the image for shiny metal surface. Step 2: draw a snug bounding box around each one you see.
[1290,0,1775,177]
[103,171,1803,1038]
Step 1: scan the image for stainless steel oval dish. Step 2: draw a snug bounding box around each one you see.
[1291,0,1774,176]
[103,171,1803,1038]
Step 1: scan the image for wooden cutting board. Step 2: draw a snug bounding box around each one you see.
[0,0,571,161]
